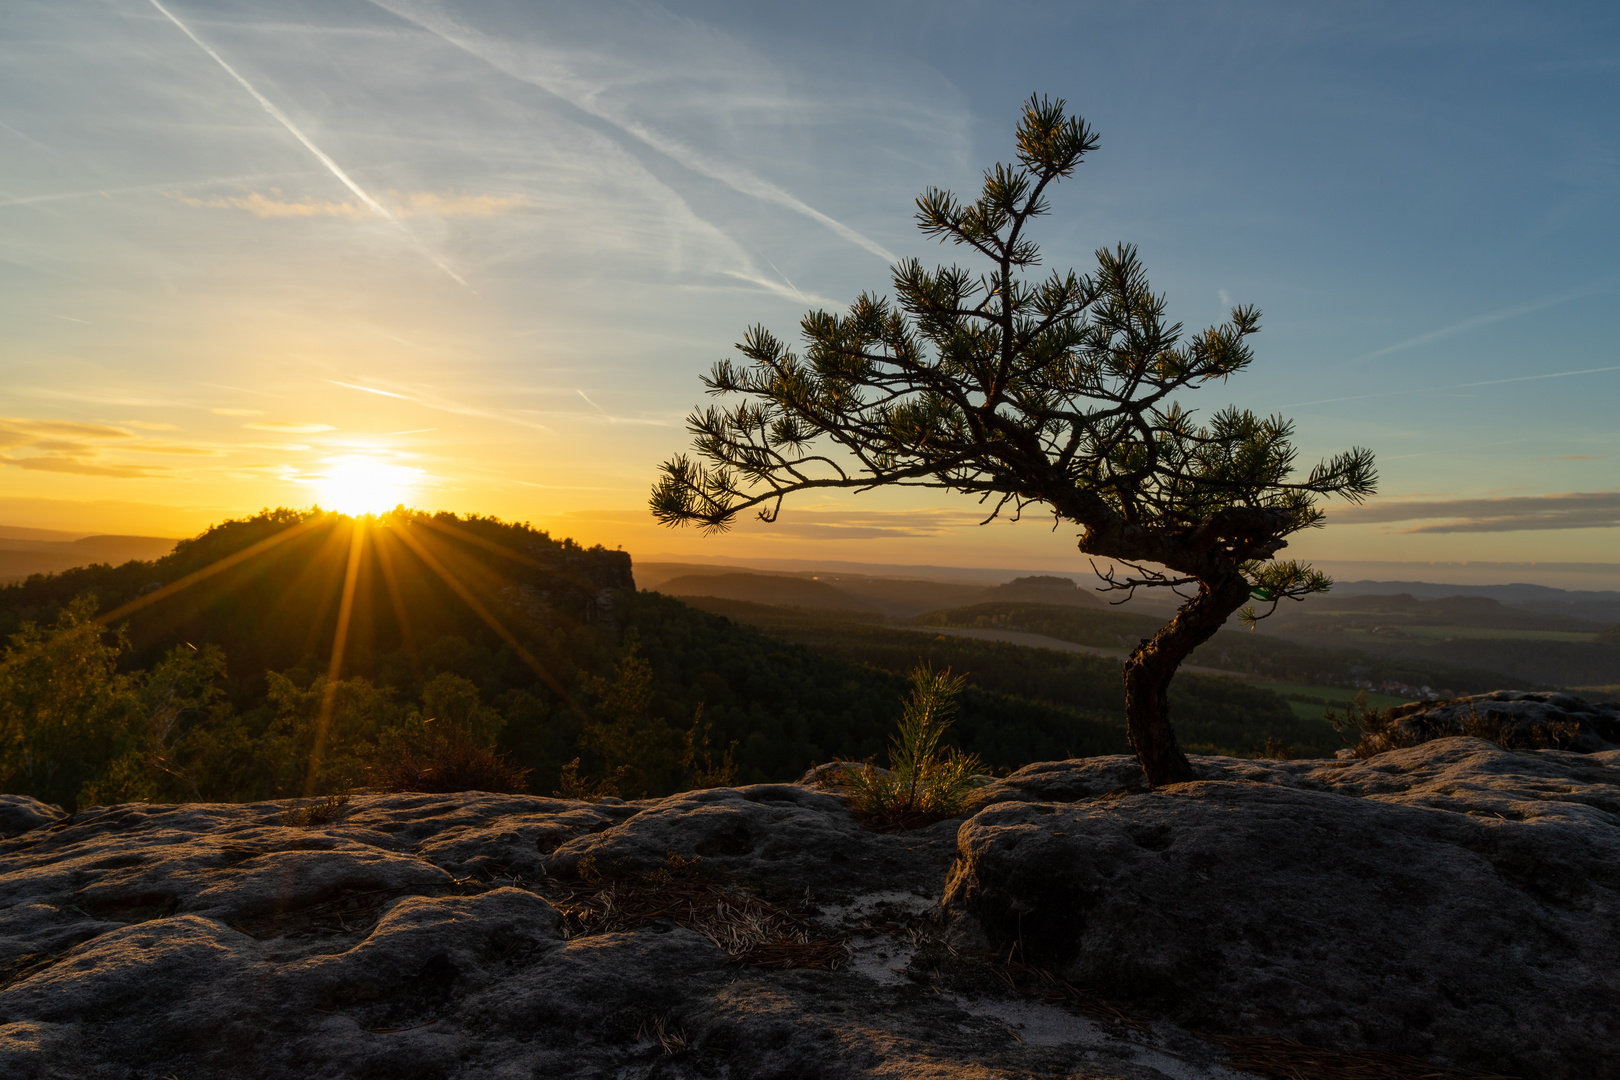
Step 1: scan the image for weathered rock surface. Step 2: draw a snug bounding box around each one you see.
[0,797,64,839]
[1372,690,1620,752]
[0,739,1615,1078]
[945,738,1620,1080]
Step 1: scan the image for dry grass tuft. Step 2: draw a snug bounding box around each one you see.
[639,1015,688,1054]
[278,793,351,828]
[543,854,848,970]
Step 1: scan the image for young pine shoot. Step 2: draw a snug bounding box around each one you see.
[840,664,986,830]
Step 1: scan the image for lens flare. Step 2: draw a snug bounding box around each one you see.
[313,456,419,516]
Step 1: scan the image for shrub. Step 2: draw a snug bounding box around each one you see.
[1327,692,1584,757]
[370,723,531,794]
[680,706,738,789]
[834,664,986,830]
[554,757,627,801]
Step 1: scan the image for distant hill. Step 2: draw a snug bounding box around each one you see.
[649,569,1105,618]
[642,559,1620,687]
[1269,593,1607,633]
[792,575,991,618]
[1331,579,1620,626]
[980,575,1104,608]
[1241,593,1615,688]
[0,534,179,583]
[655,572,879,612]
[631,566,984,615]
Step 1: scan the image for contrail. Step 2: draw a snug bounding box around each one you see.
[1283,363,1620,408]
[145,0,471,290]
[1356,277,1618,362]
[760,254,807,302]
[324,378,552,432]
[365,0,898,264]
[325,379,412,401]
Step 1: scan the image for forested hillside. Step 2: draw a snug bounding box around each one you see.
[673,598,1341,758]
[0,510,1137,810]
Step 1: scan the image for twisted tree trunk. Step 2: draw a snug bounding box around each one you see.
[1122,573,1253,787]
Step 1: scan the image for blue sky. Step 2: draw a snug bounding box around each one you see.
[1,1,1616,582]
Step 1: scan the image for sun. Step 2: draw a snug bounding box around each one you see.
[313,456,420,516]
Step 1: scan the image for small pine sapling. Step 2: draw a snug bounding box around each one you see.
[682,704,739,789]
[839,664,986,829]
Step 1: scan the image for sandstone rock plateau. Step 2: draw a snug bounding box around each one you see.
[1,736,1616,1079]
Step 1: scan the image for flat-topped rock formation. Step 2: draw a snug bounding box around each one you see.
[2,737,1617,1079]
[1363,690,1620,754]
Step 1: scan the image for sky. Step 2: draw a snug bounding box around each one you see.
[2,0,1617,587]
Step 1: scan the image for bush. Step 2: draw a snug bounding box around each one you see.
[370,723,531,794]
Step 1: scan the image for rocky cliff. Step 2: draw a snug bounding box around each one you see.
[2,735,1616,1079]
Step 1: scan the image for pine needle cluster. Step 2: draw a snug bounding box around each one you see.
[838,664,986,829]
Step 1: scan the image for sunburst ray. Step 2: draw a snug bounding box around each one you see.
[305,518,366,796]
[391,519,576,705]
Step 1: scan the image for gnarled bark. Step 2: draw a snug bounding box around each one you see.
[1123,574,1254,787]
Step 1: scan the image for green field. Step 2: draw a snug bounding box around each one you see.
[1262,682,1408,726]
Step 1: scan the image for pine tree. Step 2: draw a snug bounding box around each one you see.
[651,95,1376,786]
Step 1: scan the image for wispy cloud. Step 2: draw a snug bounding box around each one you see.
[1284,364,1620,408]
[211,408,265,416]
[574,389,673,427]
[0,172,314,209]
[365,0,897,264]
[176,189,533,219]
[130,443,225,457]
[566,505,982,540]
[0,455,168,479]
[325,379,552,432]
[1356,277,1618,362]
[515,480,615,491]
[0,416,223,473]
[244,422,336,433]
[326,381,412,401]
[0,418,133,441]
[145,0,472,289]
[1333,491,1620,533]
